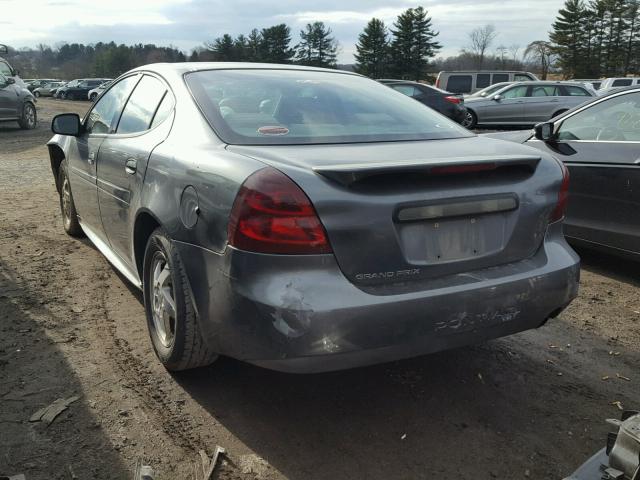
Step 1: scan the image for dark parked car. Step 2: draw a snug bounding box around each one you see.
[57,78,110,100]
[48,63,579,373]
[379,79,466,123]
[485,86,640,260]
[27,79,61,92]
[0,73,37,129]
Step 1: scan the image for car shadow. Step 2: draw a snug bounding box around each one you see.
[0,258,130,478]
[174,329,618,480]
[574,246,640,286]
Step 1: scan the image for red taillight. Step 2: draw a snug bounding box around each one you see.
[228,168,332,254]
[430,163,496,175]
[550,159,570,223]
[435,78,440,88]
[444,95,461,104]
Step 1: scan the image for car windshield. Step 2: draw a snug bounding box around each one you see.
[186,69,472,145]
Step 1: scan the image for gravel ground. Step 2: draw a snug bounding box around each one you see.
[0,98,638,480]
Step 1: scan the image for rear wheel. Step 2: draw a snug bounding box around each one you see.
[59,91,67,100]
[33,91,40,98]
[18,103,37,130]
[89,93,97,102]
[143,228,218,371]
[57,159,84,237]
[461,110,477,129]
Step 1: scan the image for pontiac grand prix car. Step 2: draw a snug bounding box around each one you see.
[47,63,579,372]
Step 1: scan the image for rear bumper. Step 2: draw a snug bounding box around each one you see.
[176,223,579,373]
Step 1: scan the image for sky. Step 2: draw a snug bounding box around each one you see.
[2,0,566,63]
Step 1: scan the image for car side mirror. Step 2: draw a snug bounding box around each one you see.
[534,121,555,141]
[52,113,82,136]
[493,94,502,101]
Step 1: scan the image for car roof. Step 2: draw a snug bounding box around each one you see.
[133,62,362,78]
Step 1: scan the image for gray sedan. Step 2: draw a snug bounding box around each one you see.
[0,73,37,129]
[462,81,594,128]
[47,63,579,373]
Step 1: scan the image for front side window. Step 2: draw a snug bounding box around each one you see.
[556,91,640,142]
[85,75,139,134]
[502,85,528,99]
[446,75,472,93]
[186,69,472,145]
[117,75,167,134]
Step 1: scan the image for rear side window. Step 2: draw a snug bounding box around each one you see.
[514,74,532,81]
[150,92,175,128]
[563,86,590,96]
[446,75,472,93]
[529,85,560,97]
[612,79,633,87]
[476,74,490,88]
[390,85,419,97]
[493,73,509,83]
[117,75,167,134]
[85,75,139,134]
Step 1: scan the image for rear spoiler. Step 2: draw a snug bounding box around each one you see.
[312,155,541,186]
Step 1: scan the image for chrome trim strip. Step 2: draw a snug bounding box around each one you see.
[79,219,142,289]
[397,197,518,222]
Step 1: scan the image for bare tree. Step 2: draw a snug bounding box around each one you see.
[496,44,508,68]
[524,40,554,79]
[509,44,520,63]
[466,24,497,69]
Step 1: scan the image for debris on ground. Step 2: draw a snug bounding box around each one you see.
[616,373,631,382]
[134,459,155,480]
[611,401,624,411]
[29,395,80,426]
[238,453,270,477]
[201,446,225,480]
[602,375,610,381]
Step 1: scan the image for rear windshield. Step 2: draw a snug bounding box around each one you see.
[185,69,471,145]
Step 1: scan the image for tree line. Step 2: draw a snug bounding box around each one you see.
[549,0,640,78]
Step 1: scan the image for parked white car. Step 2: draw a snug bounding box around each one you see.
[598,77,640,94]
[88,81,111,101]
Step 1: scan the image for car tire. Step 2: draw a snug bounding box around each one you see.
[34,91,40,98]
[17,102,37,130]
[461,110,477,129]
[89,93,97,102]
[143,228,218,371]
[57,159,84,237]
[59,92,67,100]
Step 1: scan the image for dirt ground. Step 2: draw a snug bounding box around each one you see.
[0,98,638,480]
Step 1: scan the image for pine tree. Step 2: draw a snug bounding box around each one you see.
[550,0,591,77]
[260,24,295,63]
[295,22,338,68]
[246,29,262,62]
[389,7,441,80]
[354,18,390,78]
[207,34,235,61]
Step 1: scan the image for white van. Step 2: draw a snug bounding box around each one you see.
[436,71,539,94]
[599,77,640,91]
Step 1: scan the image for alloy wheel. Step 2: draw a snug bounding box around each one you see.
[150,253,177,348]
[24,104,36,128]
[61,176,72,228]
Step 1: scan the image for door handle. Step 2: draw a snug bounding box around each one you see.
[88,151,95,165]
[125,158,137,175]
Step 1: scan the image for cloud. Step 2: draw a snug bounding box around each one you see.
[4,0,564,62]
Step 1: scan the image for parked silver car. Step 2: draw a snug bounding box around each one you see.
[47,63,579,373]
[462,81,594,128]
[33,81,66,97]
[88,81,111,101]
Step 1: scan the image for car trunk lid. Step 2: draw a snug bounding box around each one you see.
[227,136,561,288]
